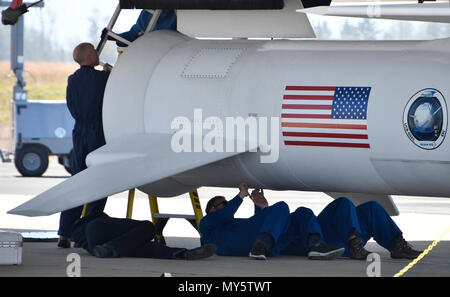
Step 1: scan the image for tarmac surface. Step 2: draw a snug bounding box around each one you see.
[0,238,448,277]
[1,158,450,277]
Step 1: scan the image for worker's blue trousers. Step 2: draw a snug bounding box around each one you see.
[58,200,106,238]
[84,217,185,258]
[273,207,323,256]
[317,197,402,256]
[58,129,107,237]
[232,201,292,257]
[273,198,402,257]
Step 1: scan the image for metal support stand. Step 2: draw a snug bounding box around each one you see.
[127,189,204,245]
[0,1,44,164]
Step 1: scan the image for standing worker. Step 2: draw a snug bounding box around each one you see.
[57,43,110,248]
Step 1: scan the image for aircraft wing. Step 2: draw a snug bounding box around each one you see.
[299,3,450,23]
[8,133,258,217]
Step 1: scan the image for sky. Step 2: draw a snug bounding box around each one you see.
[2,0,450,63]
[23,0,141,52]
[22,0,450,41]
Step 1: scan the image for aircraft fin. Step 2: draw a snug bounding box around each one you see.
[178,0,316,38]
[8,133,258,217]
[299,3,450,24]
[325,192,400,216]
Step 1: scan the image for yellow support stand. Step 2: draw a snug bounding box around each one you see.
[81,204,88,218]
[124,188,204,245]
[189,190,203,229]
[126,188,135,219]
[148,194,159,224]
[148,194,164,243]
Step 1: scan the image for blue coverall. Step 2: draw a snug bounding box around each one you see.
[200,196,402,257]
[200,196,292,257]
[117,9,177,46]
[317,197,402,256]
[71,213,186,258]
[58,66,109,238]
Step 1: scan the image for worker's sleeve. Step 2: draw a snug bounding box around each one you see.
[65,77,78,121]
[254,205,263,216]
[199,195,243,234]
[100,70,111,84]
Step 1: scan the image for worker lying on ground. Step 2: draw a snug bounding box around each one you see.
[200,184,343,260]
[200,184,422,260]
[71,212,216,260]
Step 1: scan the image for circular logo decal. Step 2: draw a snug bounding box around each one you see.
[54,127,66,139]
[403,88,447,150]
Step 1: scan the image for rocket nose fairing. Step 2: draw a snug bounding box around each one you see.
[8,18,450,217]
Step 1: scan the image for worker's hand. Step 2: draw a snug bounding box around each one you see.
[102,63,113,72]
[101,28,115,41]
[251,189,268,209]
[238,183,249,199]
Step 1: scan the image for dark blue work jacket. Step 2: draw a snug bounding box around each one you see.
[66,66,110,174]
[199,195,269,257]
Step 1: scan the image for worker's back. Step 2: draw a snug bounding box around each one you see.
[66,66,109,133]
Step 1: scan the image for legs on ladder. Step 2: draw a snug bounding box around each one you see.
[126,188,135,219]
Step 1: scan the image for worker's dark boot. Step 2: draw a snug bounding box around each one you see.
[249,232,274,260]
[176,244,217,260]
[346,232,370,260]
[57,237,71,249]
[93,244,116,258]
[307,241,345,260]
[390,234,422,259]
[249,241,268,260]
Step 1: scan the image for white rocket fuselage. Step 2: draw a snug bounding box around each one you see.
[100,30,450,198]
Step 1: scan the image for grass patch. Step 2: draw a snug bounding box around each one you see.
[0,61,78,124]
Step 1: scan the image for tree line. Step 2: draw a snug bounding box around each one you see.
[1,18,450,62]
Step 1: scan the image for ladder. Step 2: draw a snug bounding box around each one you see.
[96,3,162,56]
[128,189,204,244]
[81,189,204,245]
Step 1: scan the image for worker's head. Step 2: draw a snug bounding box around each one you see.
[73,43,99,67]
[205,196,227,214]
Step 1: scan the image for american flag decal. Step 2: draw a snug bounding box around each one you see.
[281,86,371,148]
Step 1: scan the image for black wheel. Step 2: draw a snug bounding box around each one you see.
[14,145,49,177]
[58,152,72,175]
[64,156,72,175]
